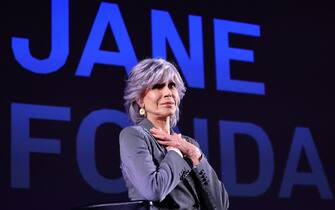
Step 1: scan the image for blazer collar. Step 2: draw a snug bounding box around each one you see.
[138,118,175,134]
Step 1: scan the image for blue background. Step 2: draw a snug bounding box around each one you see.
[1,0,334,209]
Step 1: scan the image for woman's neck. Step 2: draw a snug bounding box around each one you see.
[147,116,171,134]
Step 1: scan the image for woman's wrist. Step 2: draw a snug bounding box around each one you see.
[167,147,183,158]
[183,143,202,166]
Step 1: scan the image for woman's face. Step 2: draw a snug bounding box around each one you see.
[140,80,179,121]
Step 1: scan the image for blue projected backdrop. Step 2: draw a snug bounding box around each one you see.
[1,0,334,209]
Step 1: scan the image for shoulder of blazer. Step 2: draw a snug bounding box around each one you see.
[119,125,156,152]
[119,125,149,144]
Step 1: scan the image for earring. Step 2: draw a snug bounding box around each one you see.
[139,107,146,116]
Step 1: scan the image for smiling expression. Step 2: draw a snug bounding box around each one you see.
[139,81,179,121]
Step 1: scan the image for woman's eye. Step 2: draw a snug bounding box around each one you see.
[168,82,176,88]
[152,83,165,89]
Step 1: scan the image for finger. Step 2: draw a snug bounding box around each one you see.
[150,128,165,136]
[151,127,163,132]
[150,128,159,134]
[152,132,170,140]
[157,140,173,146]
[152,133,166,140]
[150,127,159,132]
[158,140,180,148]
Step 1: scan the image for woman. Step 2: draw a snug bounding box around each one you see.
[119,58,229,209]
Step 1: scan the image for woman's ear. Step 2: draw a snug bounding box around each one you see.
[137,89,147,108]
[136,98,144,108]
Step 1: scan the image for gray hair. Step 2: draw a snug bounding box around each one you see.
[124,58,186,127]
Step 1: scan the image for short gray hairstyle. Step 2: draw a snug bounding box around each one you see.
[124,58,186,127]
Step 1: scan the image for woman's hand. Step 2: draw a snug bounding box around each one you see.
[150,127,183,148]
[150,128,202,166]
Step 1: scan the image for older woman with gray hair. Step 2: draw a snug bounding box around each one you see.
[119,58,229,209]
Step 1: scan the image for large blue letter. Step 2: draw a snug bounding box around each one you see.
[279,127,333,199]
[11,103,70,188]
[214,19,264,95]
[77,109,129,193]
[219,120,274,196]
[152,10,204,88]
[12,0,69,74]
[76,3,137,76]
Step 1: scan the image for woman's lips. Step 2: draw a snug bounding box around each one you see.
[161,102,175,107]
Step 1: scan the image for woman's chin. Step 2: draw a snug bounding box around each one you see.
[161,110,176,118]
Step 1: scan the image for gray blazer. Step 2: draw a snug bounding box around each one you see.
[119,118,229,210]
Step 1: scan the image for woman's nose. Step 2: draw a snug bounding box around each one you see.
[162,85,172,97]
